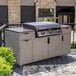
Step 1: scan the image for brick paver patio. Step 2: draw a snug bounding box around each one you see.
[11,49,76,76]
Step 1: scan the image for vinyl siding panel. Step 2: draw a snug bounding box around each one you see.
[0,0,7,5]
[21,0,34,6]
[0,0,34,6]
[56,0,76,6]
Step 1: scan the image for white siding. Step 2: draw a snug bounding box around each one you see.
[0,0,8,5]
[21,0,34,6]
[0,0,34,6]
[56,0,76,6]
[1,0,76,6]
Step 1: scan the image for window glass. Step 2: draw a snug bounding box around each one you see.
[39,8,54,17]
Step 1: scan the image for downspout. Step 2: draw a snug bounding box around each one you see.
[75,3,76,25]
[73,3,76,43]
[34,1,36,22]
[54,0,58,22]
[34,0,38,22]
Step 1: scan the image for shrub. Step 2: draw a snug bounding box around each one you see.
[0,56,13,76]
[0,47,16,65]
[0,47,16,76]
[71,42,76,46]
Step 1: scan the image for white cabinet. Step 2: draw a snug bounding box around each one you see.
[33,38,48,61]
[48,35,62,58]
[5,27,71,66]
[19,40,33,65]
[48,33,71,58]
[5,30,34,66]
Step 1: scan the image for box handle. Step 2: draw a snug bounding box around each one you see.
[24,32,29,34]
[24,40,29,41]
[47,38,50,44]
[62,36,64,41]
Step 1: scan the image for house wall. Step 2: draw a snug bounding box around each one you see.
[0,0,35,23]
[56,0,76,24]
[0,0,34,6]
[35,0,56,21]
[8,0,21,24]
[0,0,7,5]
[56,0,76,6]
[20,0,35,22]
[21,0,34,6]
[0,0,62,23]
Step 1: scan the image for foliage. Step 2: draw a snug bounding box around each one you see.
[0,47,16,65]
[0,47,16,76]
[0,56,13,76]
[37,17,58,22]
[71,42,76,46]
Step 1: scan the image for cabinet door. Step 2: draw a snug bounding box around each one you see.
[62,33,71,54]
[49,35,62,58]
[20,40,33,65]
[33,38,48,61]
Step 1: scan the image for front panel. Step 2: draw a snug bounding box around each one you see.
[33,37,48,61]
[5,30,20,64]
[48,35,62,58]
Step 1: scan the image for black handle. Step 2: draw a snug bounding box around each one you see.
[47,38,50,44]
[24,32,29,34]
[24,40,29,41]
[62,36,64,41]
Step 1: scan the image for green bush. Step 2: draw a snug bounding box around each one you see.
[37,17,58,22]
[0,47,16,76]
[0,47,16,65]
[0,56,13,76]
[71,42,76,46]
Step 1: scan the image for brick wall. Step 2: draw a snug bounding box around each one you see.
[8,0,20,24]
[35,0,56,21]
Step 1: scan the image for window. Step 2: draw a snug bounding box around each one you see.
[39,8,54,17]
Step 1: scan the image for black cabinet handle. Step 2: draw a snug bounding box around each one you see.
[47,38,50,44]
[62,36,64,41]
[24,32,29,34]
[24,40,29,41]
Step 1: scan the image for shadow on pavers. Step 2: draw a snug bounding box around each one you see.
[12,54,76,75]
